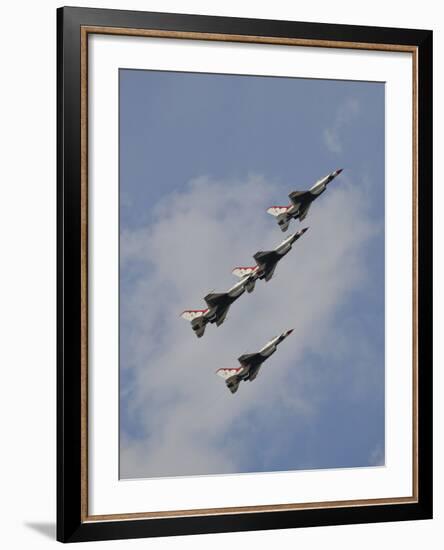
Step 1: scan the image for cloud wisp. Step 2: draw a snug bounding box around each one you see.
[323,98,361,154]
[119,173,380,479]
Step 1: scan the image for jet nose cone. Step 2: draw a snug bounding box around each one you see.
[336,168,343,175]
[301,227,309,234]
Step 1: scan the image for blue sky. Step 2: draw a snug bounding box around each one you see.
[119,69,385,478]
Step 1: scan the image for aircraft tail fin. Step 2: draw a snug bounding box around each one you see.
[216,368,242,394]
[180,309,207,321]
[267,206,290,217]
[216,367,242,380]
[180,310,207,337]
[267,207,291,231]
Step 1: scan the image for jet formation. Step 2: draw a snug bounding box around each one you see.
[180,230,308,338]
[216,329,294,394]
[180,169,343,391]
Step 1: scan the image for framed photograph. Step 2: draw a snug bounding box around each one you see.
[57,6,433,543]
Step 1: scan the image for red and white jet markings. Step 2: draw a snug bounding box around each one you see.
[215,367,244,380]
[180,309,209,322]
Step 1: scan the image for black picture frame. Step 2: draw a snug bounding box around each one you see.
[57,6,433,543]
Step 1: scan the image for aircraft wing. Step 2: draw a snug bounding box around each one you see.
[238,353,259,367]
[253,250,275,267]
[263,263,277,282]
[215,305,230,326]
[237,355,262,382]
[298,202,311,221]
[247,364,262,382]
[288,190,308,208]
[204,292,226,308]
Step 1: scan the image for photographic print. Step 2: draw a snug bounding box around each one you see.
[119,69,385,480]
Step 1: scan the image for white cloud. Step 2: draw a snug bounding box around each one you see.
[323,128,342,154]
[323,97,361,154]
[368,444,385,467]
[119,172,380,478]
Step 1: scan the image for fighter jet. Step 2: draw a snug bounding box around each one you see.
[180,278,247,338]
[216,329,294,394]
[267,169,343,232]
[231,228,308,291]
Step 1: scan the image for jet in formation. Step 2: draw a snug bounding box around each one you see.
[181,229,307,337]
[231,228,308,292]
[216,329,294,394]
[180,278,247,338]
[267,168,343,232]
